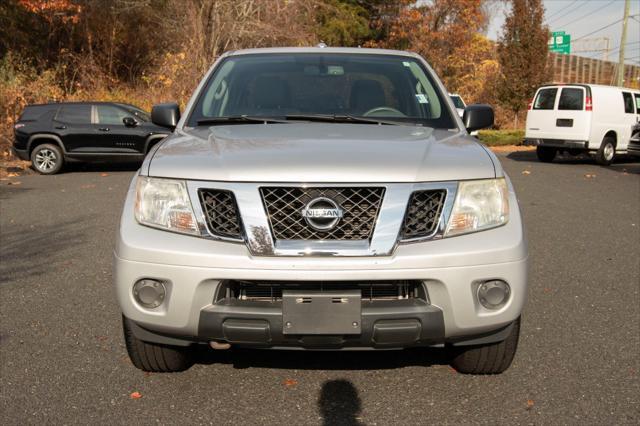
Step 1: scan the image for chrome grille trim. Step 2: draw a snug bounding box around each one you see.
[260,186,385,241]
[185,181,459,256]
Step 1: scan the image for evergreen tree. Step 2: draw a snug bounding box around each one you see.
[497,0,551,127]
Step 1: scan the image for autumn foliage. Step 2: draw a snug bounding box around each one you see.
[0,0,553,156]
[17,0,81,23]
[379,0,492,100]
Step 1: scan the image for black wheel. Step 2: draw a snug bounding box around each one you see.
[596,136,615,166]
[122,316,194,372]
[449,316,521,375]
[536,146,556,163]
[30,143,64,174]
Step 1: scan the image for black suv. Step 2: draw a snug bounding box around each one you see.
[12,102,171,174]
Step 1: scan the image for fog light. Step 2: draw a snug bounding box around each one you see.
[477,280,510,310]
[133,279,166,309]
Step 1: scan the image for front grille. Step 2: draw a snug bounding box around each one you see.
[401,189,446,239]
[198,189,243,239]
[217,280,427,302]
[260,187,385,240]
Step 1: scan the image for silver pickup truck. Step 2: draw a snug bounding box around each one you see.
[115,47,528,374]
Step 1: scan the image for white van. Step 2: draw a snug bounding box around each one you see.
[449,93,466,118]
[524,84,640,165]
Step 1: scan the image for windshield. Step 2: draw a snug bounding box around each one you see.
[450,95,465,109]
[187,53,455,128]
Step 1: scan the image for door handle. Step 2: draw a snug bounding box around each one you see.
[556,119,573,127]
[98,127,110,131]
[54,125,66,130]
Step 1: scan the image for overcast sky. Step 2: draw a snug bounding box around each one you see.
[486,0,640,65]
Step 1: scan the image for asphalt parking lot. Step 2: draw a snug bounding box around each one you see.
[1,151,639,425]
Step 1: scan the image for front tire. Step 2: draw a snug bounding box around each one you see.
[31,143,64,174]
[596,136,615,166]
[122,316,194,372]
[536,146,556,163]
[449,316,521,374]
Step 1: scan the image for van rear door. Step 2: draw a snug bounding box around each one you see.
[525,87,559,139]
[553,86,591,142]
[525,86,591,142]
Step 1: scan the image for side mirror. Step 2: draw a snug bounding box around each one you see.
[122,116,137,127]
[462,104,494,132]
[151,102,181,129]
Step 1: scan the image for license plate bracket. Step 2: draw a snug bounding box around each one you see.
[282,290,361,335]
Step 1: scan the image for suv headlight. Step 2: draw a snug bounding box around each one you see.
[134,176,199,235]
[445,178,509,237]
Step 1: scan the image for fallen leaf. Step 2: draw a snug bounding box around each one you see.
[130,391,142,399]
[80,184,96,189]
[543,288,552,293]
[283,379,298,387]
[7,172,19,177]
[526,399,534,410]
[521,170,531,175]
[584,174,596,179]
[101,173,109,177]
[7,181,21,185]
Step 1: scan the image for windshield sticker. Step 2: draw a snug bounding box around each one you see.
[402,61,411,67]
[415,94,429,104]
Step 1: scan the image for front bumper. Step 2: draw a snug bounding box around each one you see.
[115,176,528,349]
[524,138,588,149]
[11,147,29,161]
[116,254,527,348]
[627,142,640,157]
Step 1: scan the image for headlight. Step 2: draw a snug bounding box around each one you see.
[445,178,509,237]
[134,176,199,235]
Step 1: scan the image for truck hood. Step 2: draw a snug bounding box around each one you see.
[147,123,497,182]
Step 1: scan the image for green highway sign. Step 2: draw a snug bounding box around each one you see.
[549,31,571,54]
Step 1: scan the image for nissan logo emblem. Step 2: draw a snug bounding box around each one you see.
[301,197,343,231]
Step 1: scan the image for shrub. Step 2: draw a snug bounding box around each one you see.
[0,52,65,153]
[476,129,525,146]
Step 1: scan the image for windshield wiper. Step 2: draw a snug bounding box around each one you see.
[197,115,289,125]
[285,114,416,126]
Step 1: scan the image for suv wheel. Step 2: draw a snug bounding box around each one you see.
[448,316,521,374]
[31,143,64,174]
[596,136,615,166]
[536,146,556,163]
[122,316,194,372]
